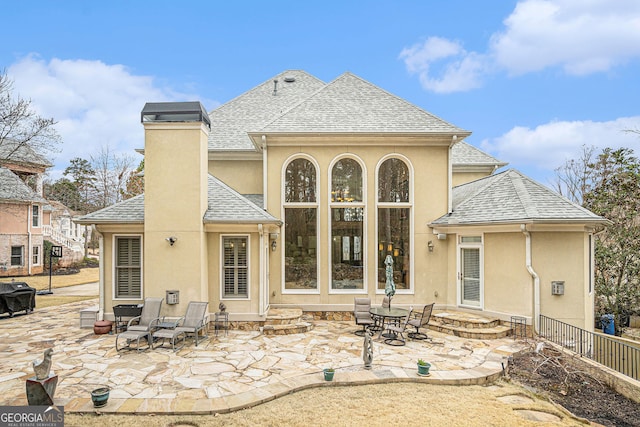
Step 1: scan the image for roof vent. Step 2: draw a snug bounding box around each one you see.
[283,76,296,83]
[273,79,278,96]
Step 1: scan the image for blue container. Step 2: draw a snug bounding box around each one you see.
[601,314,615,335]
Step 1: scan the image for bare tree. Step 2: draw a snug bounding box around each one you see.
[552,145,598,205]
[91,145,134,209]
[0,69,60,159]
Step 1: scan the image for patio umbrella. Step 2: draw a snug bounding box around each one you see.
[384,255,396,305]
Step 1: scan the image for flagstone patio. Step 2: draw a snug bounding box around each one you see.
[0,299,527,414]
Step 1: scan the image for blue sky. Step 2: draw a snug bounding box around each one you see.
[2,0,639,187]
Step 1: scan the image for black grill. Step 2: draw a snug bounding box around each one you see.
[0,281,36,317]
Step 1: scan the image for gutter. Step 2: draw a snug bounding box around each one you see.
[92,225,105,321]
[521,224,540,333]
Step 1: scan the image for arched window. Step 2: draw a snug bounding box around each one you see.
[330,158,364,291]
[377,157,411,291]
[284,157,318,291]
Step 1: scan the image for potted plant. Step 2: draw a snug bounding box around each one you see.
[323,368,335,381]
[417,359,431,376]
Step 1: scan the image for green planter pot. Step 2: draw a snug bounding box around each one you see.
[323,369,335,381]
[417,362,431,376]
[91,387,110,407]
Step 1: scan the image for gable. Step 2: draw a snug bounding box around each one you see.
[0,167,47,203]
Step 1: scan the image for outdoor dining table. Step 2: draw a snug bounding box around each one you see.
[369,306,409,340]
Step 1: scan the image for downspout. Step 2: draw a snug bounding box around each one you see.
[92,225,105,321]
[27,204,32,275]
[258,224,265,316]
[448,135,458,214]
[521,224,540,333]
[262,135,267,210]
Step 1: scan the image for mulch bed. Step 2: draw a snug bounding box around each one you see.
[508,342,640,427]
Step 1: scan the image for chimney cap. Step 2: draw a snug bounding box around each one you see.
[141,101,211,129]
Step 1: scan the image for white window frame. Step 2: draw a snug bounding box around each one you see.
[220,234,250,300]
[112,234,144,300]
[281,154,321,295]
[32,205,40,228]
[457,234,484,309]
[375,154,414,295]
[32,245,41,266]
[328,154,367,294]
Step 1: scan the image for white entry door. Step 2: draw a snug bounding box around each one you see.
[459,236,482,308]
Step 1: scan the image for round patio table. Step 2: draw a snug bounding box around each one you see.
[369,307,409,340]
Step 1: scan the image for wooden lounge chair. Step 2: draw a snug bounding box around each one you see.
[354,298,375,336]
[174,301,209,346]
[407,303,434,340]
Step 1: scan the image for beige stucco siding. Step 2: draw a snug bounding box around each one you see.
[452,171,492,187]
[209,160,263,196]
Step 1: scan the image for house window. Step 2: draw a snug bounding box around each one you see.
[223,236,248,298]
[284,157,318,291]
[11,246,24,266]
[114,236,142,299]
[32,205,39,227]
[331,158,364,291]
[459,235,483,307]
[32,246,41,266]
[377,158,411,291]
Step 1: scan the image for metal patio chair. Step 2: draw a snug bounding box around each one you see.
[354,298,375,336]
[384,308,413,346]
[407,303,435,340]
[174,301,209,346]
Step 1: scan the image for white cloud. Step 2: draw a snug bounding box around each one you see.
[491,0,640,76]
[480,117,640,177]
[398,37,488,93]
[400,0,640,92]
[7,55,204,177]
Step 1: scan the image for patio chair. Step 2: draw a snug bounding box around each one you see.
[174,301,209,346]
[407,303,434,340]
[126,297,163,334]
[384,308,413,346]
[354,298,375,336]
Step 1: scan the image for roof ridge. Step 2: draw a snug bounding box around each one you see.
[508,170,538,218]
[207,174,267,215]
[452,170,509,210]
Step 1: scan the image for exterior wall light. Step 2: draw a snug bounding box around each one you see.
[271,240,277,251]
[269,232,279,252]
[428,240,434,252]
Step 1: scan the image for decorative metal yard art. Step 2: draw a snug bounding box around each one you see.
[384,254,396,309]
[363,329,373,369]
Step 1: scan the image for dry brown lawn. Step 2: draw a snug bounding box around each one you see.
[65,382,586,427]
[4,268,99,290]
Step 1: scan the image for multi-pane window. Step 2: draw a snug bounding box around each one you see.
[331,158,364,290]
[115,236,142,299]
[11,246,23,266]
[284,158,318,291]
[223,237,248,298]
[32,205,39,227]
[32,246,40,266]
[377,158,411,291]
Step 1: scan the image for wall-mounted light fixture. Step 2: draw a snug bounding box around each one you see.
[269,232,279,252]
[428,240,434,252]
[166,236,177,246]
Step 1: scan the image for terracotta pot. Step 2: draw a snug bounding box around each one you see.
[93,320,112,335]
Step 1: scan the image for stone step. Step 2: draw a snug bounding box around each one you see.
[429,318,512,340]
[432,310,502,329]
[265,308,303,326]
[262,322,314,335]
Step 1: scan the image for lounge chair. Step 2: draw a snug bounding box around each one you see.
[354,298,375,336]
[407,303,434,340]
[116,297,163,351]
[174,301,209,346]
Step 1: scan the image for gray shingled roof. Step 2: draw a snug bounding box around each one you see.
[204,176,279,223]
[259,73,470,134]
[0,167,48,203]
[0,140,52,167]
[76,176,279,225]
[431,169,607,226]
[208,70,326,151]
[452,141,507,168]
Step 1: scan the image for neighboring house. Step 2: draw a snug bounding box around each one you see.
[0,141,51,276]
[77,70,607,332]
[45,200,87,261]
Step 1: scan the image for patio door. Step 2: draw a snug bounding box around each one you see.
[459,236,482,308]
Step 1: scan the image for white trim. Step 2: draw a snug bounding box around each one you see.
[219,234,251,300]
[32,245,41,266]
[328,154,368,294]
[457,234,484,309]
[111,234,144,301]
[281,154,321,295]
[374,154,415,295]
